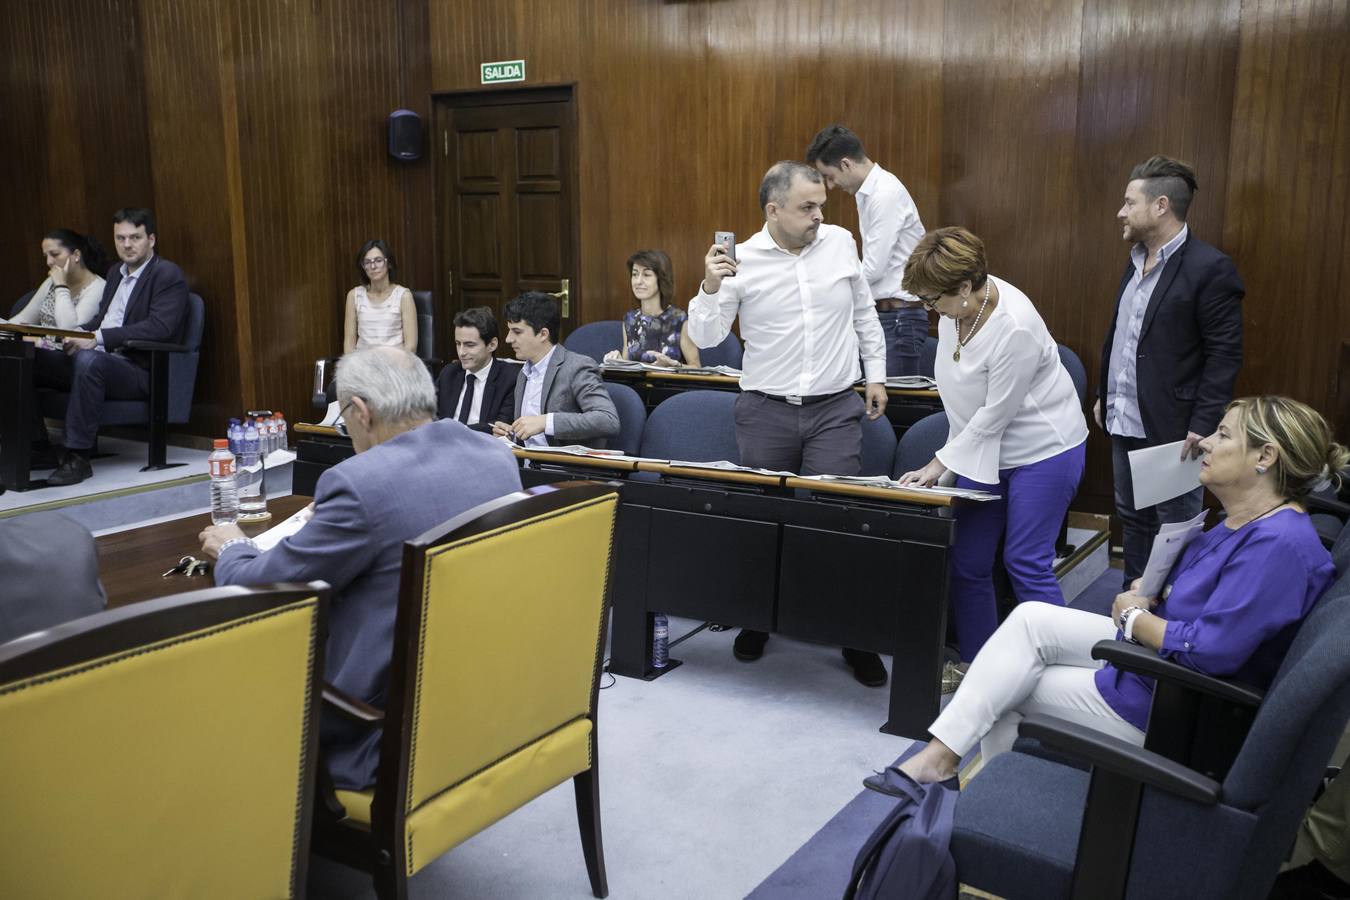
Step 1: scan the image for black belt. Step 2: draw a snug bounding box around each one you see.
[745,388,853,407]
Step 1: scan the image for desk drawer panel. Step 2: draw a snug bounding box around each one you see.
[645,509,777,630]
[777,526,908,652]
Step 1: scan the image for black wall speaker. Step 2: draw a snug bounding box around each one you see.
[388,109,422,161]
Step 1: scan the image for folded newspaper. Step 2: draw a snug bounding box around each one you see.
[666,459,797,477]
[883,375,937,389]
[600,360,742,377]
[797,473,998,501]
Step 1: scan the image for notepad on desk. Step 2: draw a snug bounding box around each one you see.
[252,504,314,552]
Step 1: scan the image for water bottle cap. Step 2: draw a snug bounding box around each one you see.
[213,438,228,448]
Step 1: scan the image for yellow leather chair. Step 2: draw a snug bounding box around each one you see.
[0,582,329,900]
[312,482,619,899]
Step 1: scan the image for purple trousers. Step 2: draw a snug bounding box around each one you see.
[950,442,1086,661]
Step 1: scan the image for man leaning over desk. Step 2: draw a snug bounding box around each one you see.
[686,159,890,687]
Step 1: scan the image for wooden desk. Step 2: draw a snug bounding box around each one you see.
[784,476,957,508]
[512,447,639,473]
[96,495,311,607]
[635,460,787,488]
[0,322,95,341]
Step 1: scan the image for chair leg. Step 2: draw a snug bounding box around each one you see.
[574,767,609,898]
[372,855,407,900]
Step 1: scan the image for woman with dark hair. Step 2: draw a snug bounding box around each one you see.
[3,229,107,332]
[604,248,700,367]
[343,239,417,354]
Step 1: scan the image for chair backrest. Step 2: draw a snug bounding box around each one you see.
[1333,515,1350,576]
[1057,343,1087,405]
[412,290,434,361]
[1217,579,1350,897]
[168,292,206,422]
[0,583,328,899]
[892,411,949,479]
[699,331,744,368]
[919,336,938,378]
[604,382,646,456]
[9,289,34,319]
[563,320,622,364]
[374,484,618,876]
[861,413,899,476]
[638,389,740,463]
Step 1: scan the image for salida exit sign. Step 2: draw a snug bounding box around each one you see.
[481,59,525,84]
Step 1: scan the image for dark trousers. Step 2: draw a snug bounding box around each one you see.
[34,348,150,450]
[950,443,1086,661]
[733,389,864,476]
[878,307,930,377]
[1110,434,1204,588]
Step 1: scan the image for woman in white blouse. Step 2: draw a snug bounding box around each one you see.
[3,229,107,333]
[343,239,417,354]
[898,227,1088,681]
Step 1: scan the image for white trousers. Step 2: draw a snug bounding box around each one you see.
[929,602,1146,764]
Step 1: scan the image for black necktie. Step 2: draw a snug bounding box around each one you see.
[457,373,476,423]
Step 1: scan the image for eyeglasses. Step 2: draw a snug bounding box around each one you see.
[918,293,943,311]
[334,401,354,438]
[361,257,388,269]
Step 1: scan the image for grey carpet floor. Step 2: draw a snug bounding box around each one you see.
[307,619,915,899]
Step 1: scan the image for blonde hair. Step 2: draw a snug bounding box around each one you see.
[1227,396,1349,500]
[902,227,989,299]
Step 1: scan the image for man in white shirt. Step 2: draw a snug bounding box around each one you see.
[807,125,929,377]
[434,306,519,431]
[688,160,889,686]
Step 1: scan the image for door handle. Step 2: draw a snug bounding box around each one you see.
[549,278,570,317]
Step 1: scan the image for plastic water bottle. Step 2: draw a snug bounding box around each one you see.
[238,419,266,519]
[227,419,242,456]
[274,411,288,451]
[208,439,238,525]
[652,613,669,669]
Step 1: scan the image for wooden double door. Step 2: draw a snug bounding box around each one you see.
[435,87,579,337]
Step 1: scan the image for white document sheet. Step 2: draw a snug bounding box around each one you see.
[1136,509,1208,598]
[1128,439,1203,508]
[252,504,314,552]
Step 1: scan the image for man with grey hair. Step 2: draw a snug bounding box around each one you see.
[688,160,890,686]
[200,345,521,789]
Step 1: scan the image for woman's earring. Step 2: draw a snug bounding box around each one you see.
[962,300,969,308]
[1255,465,1267,474]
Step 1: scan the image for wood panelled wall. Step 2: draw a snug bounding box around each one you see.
[3,0,1348,508]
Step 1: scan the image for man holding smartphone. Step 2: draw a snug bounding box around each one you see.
[807,124,929,377]
[687,160,890,687]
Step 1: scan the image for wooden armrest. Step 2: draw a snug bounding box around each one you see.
[1091,640,1264,708]
[322,683,384,725]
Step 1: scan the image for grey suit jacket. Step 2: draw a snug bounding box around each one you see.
[0,512,106,645]
[512,344,620,447]
[213,418,523,789]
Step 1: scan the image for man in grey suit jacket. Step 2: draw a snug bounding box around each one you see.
[200,346,522,790]
[0,511,106,645]
[493,291,620,449]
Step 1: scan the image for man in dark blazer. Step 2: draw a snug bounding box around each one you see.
[1095,156,1244,586]
[202,346,522,789]
[35,207,189,486]
[434,305,520,431]
[492,292,620,449]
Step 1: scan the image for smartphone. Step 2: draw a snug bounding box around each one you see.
[714,231,737,269]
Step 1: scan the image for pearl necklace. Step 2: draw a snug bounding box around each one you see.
[953,279,991,363]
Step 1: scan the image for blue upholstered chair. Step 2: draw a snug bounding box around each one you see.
[563,320,622,364]
[919,335,938,378]
[37,292,204,471]
[604,382,646,456]
[698,332,744,369]
[637,389,739,464]
[860,413,898,476]
[8,290,35,319]
[950,565,1350,900]
[1057,343,1087,405]
[312,289,440,407]
[891,411,948,480]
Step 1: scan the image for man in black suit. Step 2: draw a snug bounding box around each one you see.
[434,305,519,431]
[35,207,189,485]
[1094,156,1244,586]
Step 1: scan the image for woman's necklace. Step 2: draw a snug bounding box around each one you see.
[953,279,992,363]
[1228,500,1287,530]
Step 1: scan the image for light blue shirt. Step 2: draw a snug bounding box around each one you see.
[1105,226,1188,438]
[95,254,154,349]
[520,345,557,447]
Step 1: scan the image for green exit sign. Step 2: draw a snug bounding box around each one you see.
[481,59,526,84]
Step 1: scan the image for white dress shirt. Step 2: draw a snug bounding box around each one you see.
[687,223,886,396]
[934,276,1088,484]
[1105,225,1190,438]
[96,253,153,348]
[454,358,494,425]
[520,346,556,447]
[855,164,926,302]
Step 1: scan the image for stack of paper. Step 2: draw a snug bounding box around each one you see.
[666,459,797,477]
[798,473,999,501]
[884,375,937,389]
[1137,510,1208,598]
[1128,439,1203,508]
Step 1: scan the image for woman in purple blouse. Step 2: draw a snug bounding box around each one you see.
[879,395,1348,788]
